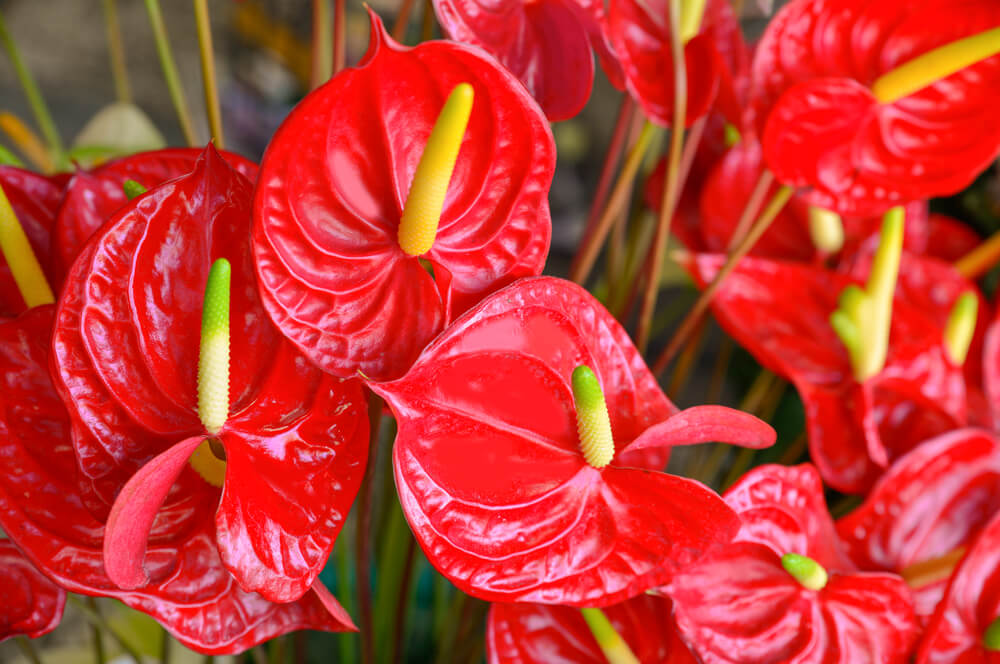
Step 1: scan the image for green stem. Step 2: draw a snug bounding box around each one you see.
[193,0,224,149]
[390,537,418,664]
[143,0,198,146]
[160,628,172,664]
[0,142,24,167]
[374,501,415,664]
[336,520,358,664]
[581,608,640,664]
[356,390,384,664]
[101,0,131,103]
[67,595,143,664]
[433,591,468,664]
[0,9,65,168]
[14,637,43,664]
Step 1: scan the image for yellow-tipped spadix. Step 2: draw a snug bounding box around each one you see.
[781,553,828,591]
[0,182,54,307]
[572,366,615,469]
[397,83,474,257]
[829,206,904,382]
[985,616,1000,651]
[944,292,978,366]
[871,26,1000,104]
[808,206,844,254]
[198,258,230,434]
[679,0,708,44]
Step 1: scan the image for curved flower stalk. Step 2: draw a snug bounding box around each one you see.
[49,147,369,604]
[0,306,356,653]
[253,11,555,382]
[0,539,65,641]
[432,0,624,121]
[667,464,919,663]
[369,276,775,606]
[753,0,1000,216]
[487,594,697,663]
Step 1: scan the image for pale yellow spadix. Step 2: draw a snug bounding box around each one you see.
[871,26,1000,104]
[198,258,230,434]
[397,83,474,257]
[188,439,226,487]
[807,206,844,254]
[0,182,54,307]
[944,291,978,366]
[580,608,640,664]
[679,0,708,44]
[572,366,615,469]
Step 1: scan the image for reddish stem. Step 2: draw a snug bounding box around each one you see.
[333,0,346,75]
[356,389,384,664]
[392,0,418,42]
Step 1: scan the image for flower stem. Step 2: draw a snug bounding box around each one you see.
[334,0,347,74]
[0,10,65,169]
[392,0,418,41]
[311,0,333,89]
[67,595,143,664]
[0,182,54,307]
[357,390,384,664]
[143,0,198,146]
[580,608,640,664]
[900,547,966,589]
[0,142,24,167]
[653,184,794,374]
[584,95,636,269]
[14,637,43,664]
[374,500,416,664]
[101,0,131,103]
[193,0,224,149]
[0,112,51,172]
[954,230,1000,280]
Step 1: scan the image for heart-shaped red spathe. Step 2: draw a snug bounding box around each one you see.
[50,147,369,603]
[688,254,965,493]
[838,429,1000,622]
[487,594,697,663]
[0,166,65,317]
[917,511,1000,663]
[667,464,919,664]
[52,147,257,283]
[253,11,555,382]
[0,539,65,641]
[0,307,355,653]
[605,0,733,127]
[754,0,1000,217]
[432,0,622,121]
[369,276,774,606]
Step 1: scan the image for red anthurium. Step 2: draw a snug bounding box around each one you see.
[0,539,65,641]
[0,166,65,317]
[52,147,257,282]
[369,276,775,606]
[668,464,919,664]
[917,511,1000,663]
[838,429,1000,622]
[253,11,555,382]
[689,253,965,493]
[0,306,356,653]
[487,594,697,663]
[753,0,1000,217]
[50,147,369,603]
[606,0,744,127]
[432,0,623,121]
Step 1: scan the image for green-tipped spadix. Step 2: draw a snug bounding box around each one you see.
[679,0,707,44]
[123,179,147,200]
[572,366,615,469]
[871,26,1000,104]
[397,83,474,257]
[0,182,54,307]
[197,258,230,434]
[829,206,904,382]
[944,292,978,366]
[781,553,828,591]
[580,608,640,664]
[808,206,844,254]
[723,123,741,148]
[984,616,1000,651]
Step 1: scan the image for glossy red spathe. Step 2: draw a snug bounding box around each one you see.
[370,276,774,606]
[0,539,65,641]
[253,11,555,382]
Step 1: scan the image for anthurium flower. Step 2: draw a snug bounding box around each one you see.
[753,0,1000,217]
[52,147,256,281]
[917,510,1000,663]
[49,147,369,604]
[253,11,555,382]
[432,0,623,121]
[688,247,966,493]
[369,276,775,606]
[838,429,1000,622]
[487,594,697,663]
[667,464,919,663]
[0,306,356,653]
[0,166,65,316]
[0,539,65,641]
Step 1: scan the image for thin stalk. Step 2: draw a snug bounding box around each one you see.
[778,431,809,466]
[665,316,707,400]
[706,336,734,404]
[653,184,794,373]
[67,595,143,664]
[356,390,384,664]
[101,0,131,102]
[202,655,214,664]
[0,142,24,167]
[721,379,786,489]
[89,598,106,664]
[160,629,171,664]
[432,573,451,639]
[585,95,635,270]
[392,0,418,42]
[955,231,1000,280]
[14,637,43,664]
[143,0,198,146]
[193,0,224,148]
[727,170,774,250]
[390,537,419,664]
[570,122,661,285]
[0,10,64,168]
[830,494,862,519]
[249,646,268,664]
[420,0,436,42]
[311,0,333,89]
[374,502,416,664]
[336,520,358,664]
[0,112,51,171]
[334,0,347,75]
[433,591,468,664]
[293,632,306,664]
